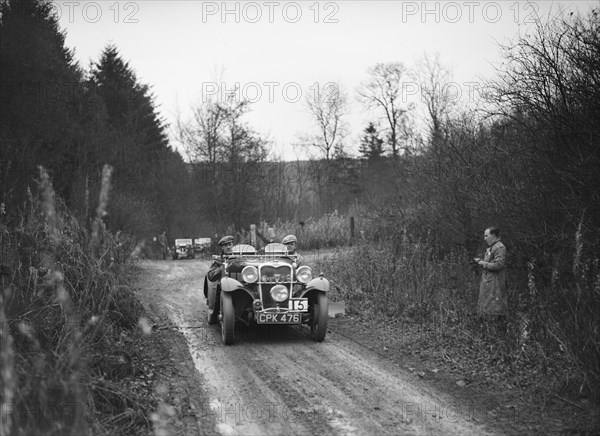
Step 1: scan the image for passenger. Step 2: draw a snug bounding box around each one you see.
[282,234,304,266]
[207,235,234,282]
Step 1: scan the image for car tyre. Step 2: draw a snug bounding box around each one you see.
[311,293,328,342]
[221,292,235,345]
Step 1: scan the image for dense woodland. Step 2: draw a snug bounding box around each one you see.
[2,1,598,259]
[2,1,599,259]
[1,0,599,433]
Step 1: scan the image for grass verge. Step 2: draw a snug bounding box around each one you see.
[316,238,600,434]
[0,168,158,435]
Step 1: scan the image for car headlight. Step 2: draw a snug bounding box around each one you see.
[296,266,312,283]
[242,266,258,283]
[270,284,289,302]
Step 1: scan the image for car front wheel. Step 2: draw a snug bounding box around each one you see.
[311,293,328,342]
[220,292,235,345]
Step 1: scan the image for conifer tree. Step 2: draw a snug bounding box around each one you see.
[88,45,180,236]
[0,0,83,207]
[88,45,169,196]
[358,123,385,160]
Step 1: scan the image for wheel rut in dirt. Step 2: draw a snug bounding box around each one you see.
[136,258,494,435]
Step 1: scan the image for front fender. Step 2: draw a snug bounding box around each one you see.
[221,277,244,293]
[299,276,330,297]
[307,276,330,292]
[220,277,256,302]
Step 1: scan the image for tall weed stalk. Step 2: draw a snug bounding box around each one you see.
[0,166,144,435]
[318,227,600,402]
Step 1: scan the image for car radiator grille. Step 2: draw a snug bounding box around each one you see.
[258,264,293,308]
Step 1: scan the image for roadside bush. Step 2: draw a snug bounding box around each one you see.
[273,211,349,249]
[315,236,476,318]
[317,229,600,403]
[516,253,600,401]
[259,208,368,250]
[0,171,145,435]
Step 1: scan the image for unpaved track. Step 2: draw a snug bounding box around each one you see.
[136,258,494,436]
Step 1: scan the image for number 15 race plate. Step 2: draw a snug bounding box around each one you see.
[257,312,301,324]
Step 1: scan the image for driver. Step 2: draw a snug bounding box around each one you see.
[282,234,304,266]
[207,235,234,282]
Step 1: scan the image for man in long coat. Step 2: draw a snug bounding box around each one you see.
[474,227,508,321]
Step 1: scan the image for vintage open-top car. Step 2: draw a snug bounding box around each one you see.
[172,238,195,260]
[194,237,212,253]
[203,243,329,344]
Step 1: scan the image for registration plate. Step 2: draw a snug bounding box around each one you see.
[256,312,301,324]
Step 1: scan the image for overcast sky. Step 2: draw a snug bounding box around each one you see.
[55,0,598,160]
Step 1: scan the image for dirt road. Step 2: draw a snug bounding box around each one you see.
[135,258,494,435]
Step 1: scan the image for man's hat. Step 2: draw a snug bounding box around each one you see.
[218,235,234,246]
[282,234,297,244]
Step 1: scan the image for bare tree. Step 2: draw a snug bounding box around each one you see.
[413,53,456,143]
[357,62,413,157]
[488,7,600,249]
[300,83,349,162]
[176,100,227,164]
[176,93,269,230]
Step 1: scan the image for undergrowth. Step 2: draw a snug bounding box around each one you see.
[236,209,366,250]
[316,235,600,405]
[0,167,149,435]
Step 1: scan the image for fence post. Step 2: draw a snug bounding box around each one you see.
[250,224,256,247]
[350,216,355,245]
